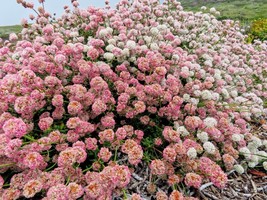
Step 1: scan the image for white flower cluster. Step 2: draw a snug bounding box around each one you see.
[176,126,189,137]
[187,147,197,159]
[103,52,114,61]
[201,90,213,100]
[263,162,267,171]
[232,134,242,142]
[234,164,245,174]
[203,117,217,128]
[126,40,136,50]
[203,141,216,154]
[197,131,209,143]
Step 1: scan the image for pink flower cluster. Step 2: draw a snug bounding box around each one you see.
[0,0,266,199]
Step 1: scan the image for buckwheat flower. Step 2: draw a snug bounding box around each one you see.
[0,175,4,189]
[134,100,146,114]
[231,134,241,142]
[156,191,168,200]
[203,142,216,154]
[3,118,27,138]
[197,132,209,143]
[257,151,267,162]
[67,101,83,115]
[203,117,217,128]
[223,154,235,170]
[184,172,202,188]
[23,179,42,198]
[122,48,130,57]
[85,137,98,150]
[248,162,258,168]
[162,126,180,143]
[150,27,159,35]
[131,193,142,200]
[169,190,184,200]
[234,164,245,174]
[2,188,21,200]
[98,147,112,162]
[163,146,177,163]
[99,29,108,37]
[84,181,102,199]
[201,6,207,10]
[263,162,267,171]
[114,165,131,188]
[262,140,267,148]
[251,136,262,148]
[176,126,190,137]
[239,147,250,158]
[23,152,44,169]
[115,127,127,140]
[210,171,228,188]
[187,147,197,159]
[99,129,115,143]
[210,7,217,13]
[128,145,143,165]
[67,182,84,199]
[92,99,107,116]
[9,33,18,42]
[150,159,166,175]
[54,54,66,65]
[66,117,81,129]
[201,90,212,100]
[57,148,76,166]
[154,137,163,146]
[5,138,22,157]
[126,40,136,50]
[221,89,230,99]
[38,117,53,131]
[47,184,70,200]
[104,52,114,61]
[167,174,180,186]
[184,116,202,130]
[150,43,159,50]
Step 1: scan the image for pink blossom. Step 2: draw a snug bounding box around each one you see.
[38,117,53,131]
[23,152,45,169]
[184,173,202,188]
[98,147,112,162]
[46,184,70,200]
[150,159,166,175]
[3,118,27,138]
[85,137,98,150]
[23,179,43,198]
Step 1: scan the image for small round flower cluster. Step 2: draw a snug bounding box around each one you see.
[0,0,266,199]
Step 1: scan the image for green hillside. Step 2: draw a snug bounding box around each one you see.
[179,0,267,21]
[0,25,22,40]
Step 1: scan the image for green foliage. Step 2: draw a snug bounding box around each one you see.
[179,0,267,22]
[247,19,267,42]
[0,25,22,40]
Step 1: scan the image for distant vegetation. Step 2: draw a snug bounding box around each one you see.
[179,0,267,21]
[0,25,22,40]
[180,0,267,41]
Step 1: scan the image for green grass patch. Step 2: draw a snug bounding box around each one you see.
[0,25,22,40]
[179,0,267,22]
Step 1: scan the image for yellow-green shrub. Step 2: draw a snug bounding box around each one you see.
[247,19,267,42]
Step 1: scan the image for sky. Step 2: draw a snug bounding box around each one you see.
[0,0,121,26]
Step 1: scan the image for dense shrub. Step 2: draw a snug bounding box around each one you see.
[246,18,267,42]
[0,0,267,199]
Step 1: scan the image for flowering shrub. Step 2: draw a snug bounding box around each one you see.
[0,0,267,199]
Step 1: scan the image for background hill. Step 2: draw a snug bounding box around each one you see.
[179,0,267,21]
